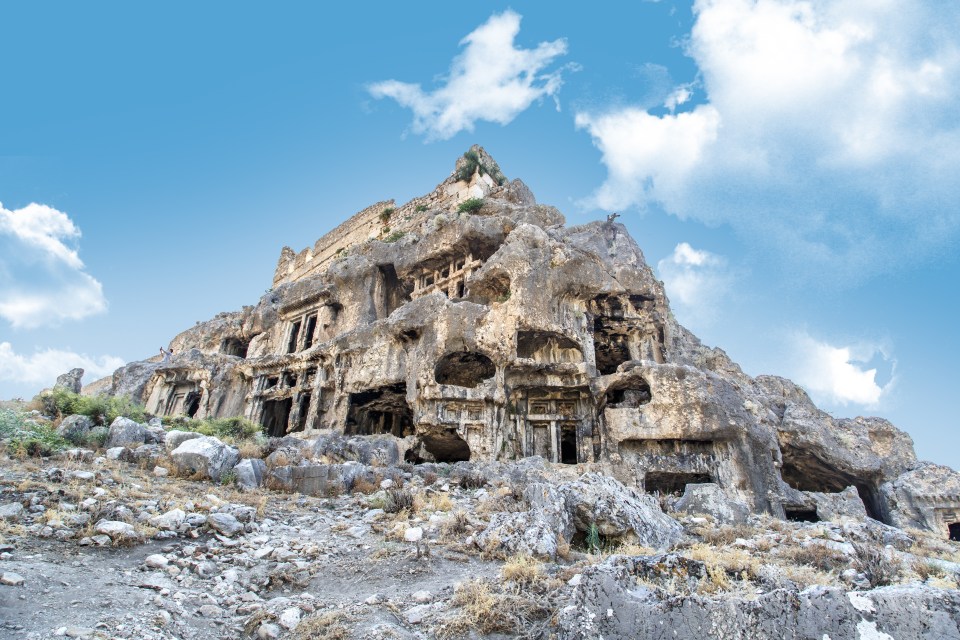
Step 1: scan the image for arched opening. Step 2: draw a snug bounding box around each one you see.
[950,523,960,542]
[779,443,890,524]
[435,352,495,387]
[346,384,413,437]
[605,379,651,408]
[184,391,202,418]
[422,431,471,462]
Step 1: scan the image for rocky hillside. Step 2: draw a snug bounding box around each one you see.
[0,406,958,639]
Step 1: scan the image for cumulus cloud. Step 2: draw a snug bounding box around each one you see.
[0,202,107,328]
[369,10,568,141]
[0,342,124,387]
[788,332,895,407]
[577,0,960,283]
[656,242,732,327]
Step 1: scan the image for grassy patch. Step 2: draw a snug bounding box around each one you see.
[163,416,262,443]
[0,409,69,456]
[36,388,146,425]
[457,198,484,214]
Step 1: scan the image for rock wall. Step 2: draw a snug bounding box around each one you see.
[85,145,960,540]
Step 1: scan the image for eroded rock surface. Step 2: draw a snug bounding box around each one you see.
[82,146,960,540]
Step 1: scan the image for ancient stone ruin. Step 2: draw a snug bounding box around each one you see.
[85,145,960,541]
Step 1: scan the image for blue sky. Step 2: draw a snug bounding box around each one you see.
[1,1,958,469]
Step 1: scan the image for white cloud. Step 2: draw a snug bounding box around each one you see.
[369,10,568,141]
[0,341,124,388]
[788,332,895,407]
[657,242,732,327]
[578,0,960,283]
[0,202,107,328]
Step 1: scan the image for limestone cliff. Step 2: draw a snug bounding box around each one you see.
[85,145,960,540]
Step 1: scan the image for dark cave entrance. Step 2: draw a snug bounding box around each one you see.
[785,509,821,523]
[434,351,495,387]
[644,472,712,496]
[559,423,578,464]
[184,391,202,419]
[422,431,471,463]
[950,523,960,542]
[779,443,891,524]
[262,398,292,437]
[605,379,652,408]
[346,384,413,437]
[220,337,249,358]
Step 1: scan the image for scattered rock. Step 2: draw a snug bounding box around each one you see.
[170,436,240,481]
[94,519,142,543]
[234,458,266,489]
[208,512,243,537]
[104,417,149,449]
[0,502,24,520]
[1,572,25,586]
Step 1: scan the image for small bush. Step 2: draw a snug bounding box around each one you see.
[855,542,901,587]
[379,207,394,223]
[384,488,415,513]
[458,471,487,490]
[415,204,428,212]
[383,230,406,243]
[166,416,262,442]
[501,554,543,588]
[37,389,146,425]
[0,409,69,456]
[457,198,484,214]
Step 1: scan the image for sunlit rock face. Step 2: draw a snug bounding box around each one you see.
[87,145,960,537]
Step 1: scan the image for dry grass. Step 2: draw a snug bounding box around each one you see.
[440,509,470,540]
[237,440,265,460]
[351,477,378,495]
[292,610,350,640]
[428,492,454,512]
[501,554,544,588]
[780,543,851,574]
[686,543,761,582]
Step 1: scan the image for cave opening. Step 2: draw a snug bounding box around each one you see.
[559,424,578,464]
[422,431,471,462]
[287,321,301,354]
[593,321,632,375]
[220,337,249,358]
[779,443,890,524]
[644,472,712,496]
[950,523,960,542]
[346,384,413,437]
[184,391,201,419]
[377,264,412,319]
[435,351,495,387]
[785,509,821,523]
[293,392,311,432]
[605,379,652,408]
[261,398,292,437]
[302,314,318,350]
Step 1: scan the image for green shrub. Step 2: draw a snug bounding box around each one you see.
[38,389,146,425]
[383,230,406,243]
[165,416,262,443]
[379,207,394,223]
[454,149,507,185]
[0,409,69,456]
[457,198,484,214]
[415,204,428,213]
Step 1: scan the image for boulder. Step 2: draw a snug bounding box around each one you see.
[207,512,243,537]
[234,458,266,489]
[170,436,239,481]
[806,486,868,522]
[674,483,751,525]
[0,502,24,520]
[94,519,142,543]
[561,473,683,550]
[880,462,960,532]
[104,417,149,449]
[475,511,563,558]
[149,508,186,531]
[54,368,84,394]
[57,415,95,444]
[164,429,203,452]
